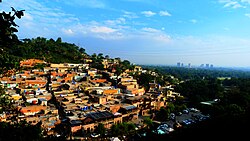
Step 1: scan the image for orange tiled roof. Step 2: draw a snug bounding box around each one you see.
[91,79,107,83]
[0,77,11,81]
[20,105,47,114]
[103,89,119,94]
[20,59,45,67]
[25,80,47,85]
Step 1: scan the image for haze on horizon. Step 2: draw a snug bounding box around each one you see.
[2,0,250,67]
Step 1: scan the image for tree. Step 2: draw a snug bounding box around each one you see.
[105,55,110,59]
[0,85,14,114]
[127,123,136,134]
[96,123,106,137]
[143,117,153,129]
[0,6,24,74]
[156,107,170,121]
[0,120,42,141]
[79,48,85,54]
[166,102,175,112]
[111,124,120,136]
[97,53,104,59]
[56,37,62,43]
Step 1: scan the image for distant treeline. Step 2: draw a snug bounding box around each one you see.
[142,65,250,79]
[13,37,86,63]
[139,65,250,140]
[0,37,88,74]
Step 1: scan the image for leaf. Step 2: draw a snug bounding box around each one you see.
[16,11,25,19]
[3,13,10,19]
[11,7,16,12]
[10,27,18,32]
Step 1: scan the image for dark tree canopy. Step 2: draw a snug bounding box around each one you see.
[0,7,24,74]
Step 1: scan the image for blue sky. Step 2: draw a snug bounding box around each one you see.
[2,0,250,67]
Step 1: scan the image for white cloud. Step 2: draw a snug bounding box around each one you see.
[90,26,116,33]
[159,11,171,16]
[142,27,161,33]
[1,0,81,38]
[141,11,156,17]
[62,22,126,40]
[122,11,138,19]
[22,12,33,21]
[62,29,74,35]
[219,0,245,8]
[190,19,197,24]
[140,27,171,43]
[245,13,250,18]
[105,18,126,25]
[241,0,250,4]
[63,0,107,9]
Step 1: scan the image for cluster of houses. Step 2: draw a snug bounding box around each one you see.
[0,58,181,137]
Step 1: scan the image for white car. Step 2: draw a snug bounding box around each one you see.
[91,133,100,138]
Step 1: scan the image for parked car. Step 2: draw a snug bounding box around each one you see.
[176,112,182,116]
[189,108,200,112]
[157,124,174,134]
[183,109,189,114]
[91,133,100,138]
[169,113,175,120]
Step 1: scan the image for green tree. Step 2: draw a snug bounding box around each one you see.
[79,48,85,54]
[156,107,170,121]
[127,123,136,134]
[111,124,120,136]
[96,123,106,137]
[166,102,175,112]
[226,104,245,117]
[143,117,153,129]
[0,85,13,114]
[0,7,24,74]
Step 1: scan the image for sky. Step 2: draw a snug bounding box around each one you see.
[2,0,250,67]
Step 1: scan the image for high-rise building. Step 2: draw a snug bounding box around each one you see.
[177,62,181,67]
[206,64,210,68]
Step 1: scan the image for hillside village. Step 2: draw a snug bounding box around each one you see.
[0,57,182,139]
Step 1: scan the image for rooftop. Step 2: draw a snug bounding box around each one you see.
[86,110,114,121]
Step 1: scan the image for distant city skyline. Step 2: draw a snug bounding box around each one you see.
[2,0,250,67]
[177,62,214,68]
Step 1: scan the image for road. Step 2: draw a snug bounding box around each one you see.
[160,110,208,129]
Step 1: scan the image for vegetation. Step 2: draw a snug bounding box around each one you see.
[0,6,24,74]
[0,6,44,141]
[13,37,86,64]
[143,117,153,129]
[0,120,42,141]
[143,65,250,80]
[175,78,224,106]
[2,2,250,140]
[110,122,136,137]
[95,123,106,137]
[142,65,250,140]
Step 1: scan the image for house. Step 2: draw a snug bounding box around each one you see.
[118,104,139,122]
[81,110,122,133]
[38,98,48,106]
[70,120,83,133]
[20,59,46,68]
[103,89,121,95]
[134,66,142,72]
[20,105,47,116]
[25,80,47,87]
[126,88,145,96]
[92,94,109,104]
